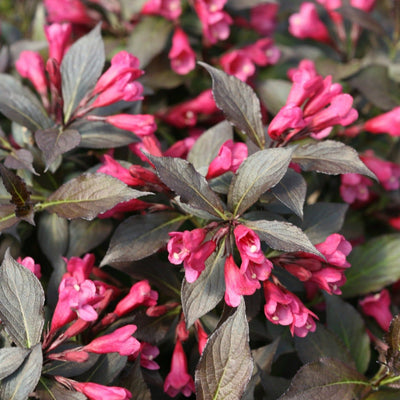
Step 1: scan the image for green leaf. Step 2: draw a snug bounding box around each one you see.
[127,16,172,68]
[245,219,321,256]
[199,62,265,149]
[43,173,151,220]
[61,23,105,123]
[35,128,81,170]
[187,121,233,172]
[271,169,306,219]
[0,73,53,131]
[294,323,355,367]
[0,250,44,348]
[228,148,293,216]
[337,6,386,36]
[342,234,400,297]
[0,343,43,400]
[0,347,30,380]
[279,358,370,400]
[325,294,370,374]
[182,240,226,328]
[148,154,226,218]
[195,299,253,400]
[293,141,376,178]
[101,211,186,266]
[301,203,349,244]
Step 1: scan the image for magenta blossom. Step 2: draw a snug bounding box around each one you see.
[44,23,72,63]
[83,325,141,356]
[141,0,182,21]
[340,173,374,204]
[17,256,41,279]
[137,342,160,370]
[315,233,352,268]
[289,2,331,43]
[164,339,195,397]
[250,3,279,36]
[206,140,248,179]
[44,0,100,25]
[364,107,400,136]
[105,114,157,136]
[359,289,392,331]
[169,27,196,75]
[71,381,132,400]
[167,228,216,282]
[263,280,317,337]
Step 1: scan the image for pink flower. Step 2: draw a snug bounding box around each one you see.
[138,342,160,370]
[220,50,255,82]
[160,89,218,128]
[141,0,182,21]
[164,136,197,159]
[17,256,41,279]
[167,229,216,282]
[98,154,145,186]
[360,150,400,191]
[315,233,352,268]
[114,280,158,316]
[289,2,331,43]
[224,255,260,307]
[72,381,132,400]
[92,51,143,95]
[250,3,279,36]
[245,38,281,67]
[359,289,392,331]
[44,23,72,63]
[340,173,373,204]
[83,325,140,356]
[206,140,248,179]
[263,281,317,337]
[15,51,48,96]
[364,107,400,137]
[105,114,157,136]
[98,198,151,219]
[44,0,100,25]
[194,0,232,45]
[164,340,195,398]
[169,27,196,75]
[194,320,208,355]
[268,104,306,141]
[234,225,265,268]
[64,253,95,282]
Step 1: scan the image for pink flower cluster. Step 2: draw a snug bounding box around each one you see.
[268,59,358,144]
[359,289,392,331]
[167,228,216,282]
[141,0,182,21]
[273,234,352,295]
[220,38,280,82]
[224,225,273,307]
[194,0,233,45]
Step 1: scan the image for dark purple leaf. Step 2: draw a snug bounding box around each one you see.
[342,234,400,297]
[0,164,33,220]
[182,241,226,328]
[101,211,186,266]
[228,148,293,216]
[121,358,152,400]
[35,128,81,170]
[301,203,348,244]
[337,6,386,35]
[279,358,370,400]
[0,347,30,380]
[4,149,37,175]
[44,173,151,220]
[187,121,233,171]
[36,379,87,400]
[0,73,53,131]
[325,294,370,374]
[384,315,400,374]
[244,219,321,256]
[199,62,265,149]
[148,154,226,218]
[195,299,253,400]
[127,16,172,68]
[0,204,19,232]
[0,343,42,400]
[61,24,105,123]
[294,323,355,367]
[271,169,306,218]
[0,249,44,348]
[293,140,376,178]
